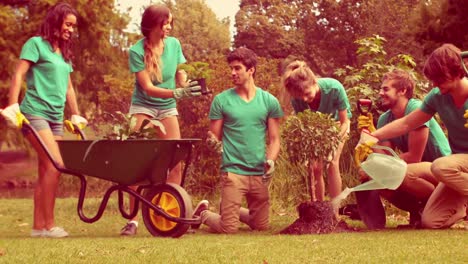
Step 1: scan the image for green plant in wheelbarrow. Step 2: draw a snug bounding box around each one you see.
[280,110,354,234]
[102,111,166,140]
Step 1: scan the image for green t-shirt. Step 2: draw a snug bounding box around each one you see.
[420,88,468,154]
[209,88,284,175]
[19,36,73,122]
[291,78,352,120]
[129,37,186,109]
[377,98,451,161]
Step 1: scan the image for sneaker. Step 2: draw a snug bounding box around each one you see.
[191,200,209,229]
[31,229,45,237]
[43,227,69,238]
[120,222,137,236]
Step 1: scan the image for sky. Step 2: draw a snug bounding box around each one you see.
[115,0,240,37]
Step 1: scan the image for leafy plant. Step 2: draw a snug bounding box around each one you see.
[281,110,341,201]
[282,110,341,165]
[102,111,165,140]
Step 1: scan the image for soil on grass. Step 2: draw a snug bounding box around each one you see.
[280,201,358,234]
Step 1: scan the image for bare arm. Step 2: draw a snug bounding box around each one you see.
[337,109,350,139]
[372,109,432,141]
[399,126,429,163]
[266,117,281,160]
[209,119,224,141]
[66,76,80,115]
[136,70,175,98]
[8,60,31,105]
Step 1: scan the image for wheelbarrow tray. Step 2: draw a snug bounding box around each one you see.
[57,139,199,185]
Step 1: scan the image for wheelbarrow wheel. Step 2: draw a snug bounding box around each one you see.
[142,183,193,238]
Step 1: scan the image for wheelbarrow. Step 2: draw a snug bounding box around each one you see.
[24,122,201,238]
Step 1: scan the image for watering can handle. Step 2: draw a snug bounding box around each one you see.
[461,51,468,77]
[461,51,468,59]
[370,145,401,159]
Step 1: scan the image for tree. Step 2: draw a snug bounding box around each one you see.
[234,0,307,59]
[233,0,422,77]
[163,0,231,62]
[413,0,468,56]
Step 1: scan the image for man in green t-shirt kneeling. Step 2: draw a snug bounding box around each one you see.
[192,47,284,233]
[357,69,451,229]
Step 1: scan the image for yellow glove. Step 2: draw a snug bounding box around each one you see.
[1,103,29,128]
[65,115,87,136]
[354,130,379,167]
[354,141,376,167]
[464,109,468,128]
[357,113,376,132]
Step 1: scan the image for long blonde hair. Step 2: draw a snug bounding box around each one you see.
[280,60,317,104]
[141,4,172,83]
[144,40,163,83]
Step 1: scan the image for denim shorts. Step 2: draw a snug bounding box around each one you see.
[22,113,64,137]
[128,104,178,120]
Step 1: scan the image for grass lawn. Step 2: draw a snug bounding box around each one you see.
[0,198,467,263]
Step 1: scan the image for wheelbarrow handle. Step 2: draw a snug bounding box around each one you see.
[64,120,87,140]
[357,99,372,115]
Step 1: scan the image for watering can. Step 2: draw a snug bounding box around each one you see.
[352,145,407,192]
[332,145,407,209]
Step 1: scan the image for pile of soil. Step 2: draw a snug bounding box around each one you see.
[280,201,357,234]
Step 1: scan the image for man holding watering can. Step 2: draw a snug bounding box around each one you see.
[357,69,451,228]
[357,44,468,228]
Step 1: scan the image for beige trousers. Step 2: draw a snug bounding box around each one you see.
[201,172,270,233]
[421,154,468,228]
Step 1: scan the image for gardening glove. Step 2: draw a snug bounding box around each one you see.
[65,115,87,134]
[1,103,29,129]
[206,131,223,154]
[264,159,275,175]
[357,113,376,132]
[354,130,378,167]
[464,109,468,128]
[262,159,275,183]
[173,80,202,99]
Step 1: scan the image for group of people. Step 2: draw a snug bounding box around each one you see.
[1,2,466,238]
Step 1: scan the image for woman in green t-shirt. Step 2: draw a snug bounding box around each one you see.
[1,3,87,238]
[120,4,202,236]
[281,60,351,213]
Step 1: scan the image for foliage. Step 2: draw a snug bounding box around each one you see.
[164,0,231,62]
[234,0,306,59]
[335,35,426,121]
[234,0,422,77]
[413,0,468,56]
[101,111,164,140]
[282,110,341,165]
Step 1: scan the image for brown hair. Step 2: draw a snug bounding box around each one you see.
[141,4,172,83]
[38,2,78,62]
[227,47,258,76]
[382,69,415,99]
[423,44,464,85]
[281,60,317,96]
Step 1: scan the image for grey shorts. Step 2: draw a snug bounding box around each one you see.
[129,104,178,120]
[22,113,64,137]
